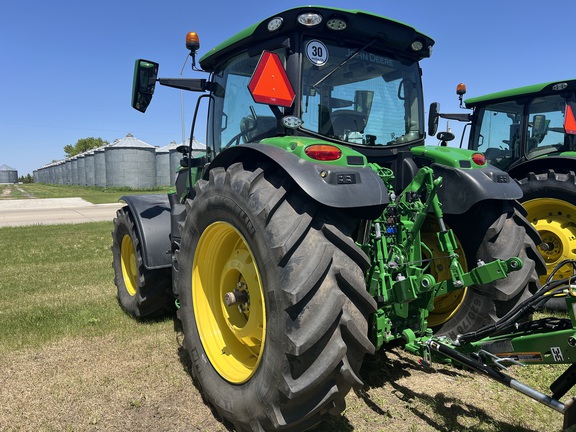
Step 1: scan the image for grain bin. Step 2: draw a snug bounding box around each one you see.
[105,133,156,188]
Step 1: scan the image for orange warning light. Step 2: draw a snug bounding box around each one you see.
[186,32,200,53]
[456,83,467,96]
[248,51,295,107]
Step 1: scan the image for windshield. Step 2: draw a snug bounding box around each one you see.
[300,39,424,146]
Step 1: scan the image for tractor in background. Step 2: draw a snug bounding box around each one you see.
[429,80,576,304]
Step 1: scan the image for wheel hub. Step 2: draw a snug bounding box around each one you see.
[120,234,137,297]
[523,198,576,281]
[192,222,266,384]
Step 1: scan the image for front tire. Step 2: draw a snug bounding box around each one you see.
[111,207,172,318]
[431,200,545,340]
[175,162,376,431]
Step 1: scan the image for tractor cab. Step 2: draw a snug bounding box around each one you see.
[133,7,433,165]
[465,82,576,171]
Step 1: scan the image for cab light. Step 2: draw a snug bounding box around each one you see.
[410,40,424,52]
[185,32,200,53]
[326,18,347,30]
[267,17,283,32]
[298,12,322,27]
[456,83,467,96]
[305,144,342,161]
[472,153,486,166]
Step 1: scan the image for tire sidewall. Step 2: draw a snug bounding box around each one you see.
[112,210,140,315]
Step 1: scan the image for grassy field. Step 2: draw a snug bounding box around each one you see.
[0,183,170,204]
[0,220,569,431]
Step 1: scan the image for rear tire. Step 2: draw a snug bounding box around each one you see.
[111,206,172,318]
[518,169,576,281]
[175,162,376,431]
[432,200,545,340]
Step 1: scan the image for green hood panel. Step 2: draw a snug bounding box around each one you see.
[411,145,487,169]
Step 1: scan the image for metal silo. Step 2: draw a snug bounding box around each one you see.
[84,150,96,186]
[0,164,18,183]
[94,145,107,187]
[105,133,156,188]
[156,142,173,187]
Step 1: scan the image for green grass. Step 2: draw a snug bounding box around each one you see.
[0,220,569,431]
[0,222,169,352]
[4,183,171,204]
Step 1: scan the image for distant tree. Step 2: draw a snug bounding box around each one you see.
[64,137,109,157]
[18,174,34,183]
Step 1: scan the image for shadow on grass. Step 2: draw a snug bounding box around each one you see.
[355,348,537,432]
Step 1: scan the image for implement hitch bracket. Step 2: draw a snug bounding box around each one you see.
[414,276,576,430]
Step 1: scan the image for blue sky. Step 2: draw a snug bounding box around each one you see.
[2,0,575,176]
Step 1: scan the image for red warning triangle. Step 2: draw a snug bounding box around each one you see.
[565,103,576,134]
[248,51,295,107]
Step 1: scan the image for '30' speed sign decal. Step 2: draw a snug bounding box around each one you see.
[306,40,329,66]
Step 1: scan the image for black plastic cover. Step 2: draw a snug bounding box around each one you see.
[120,194,172,270]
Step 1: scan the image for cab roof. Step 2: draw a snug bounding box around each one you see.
[199,5,434,71]
[465,79,576,107]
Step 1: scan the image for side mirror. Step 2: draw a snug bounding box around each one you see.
[131,59,159,113]
[532,114,548,138]
[354,90,374,117]
[428,102,440,137]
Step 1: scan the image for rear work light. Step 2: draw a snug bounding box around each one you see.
[305,144,342,161]
[298,12,322,27]
[472,153,486,166]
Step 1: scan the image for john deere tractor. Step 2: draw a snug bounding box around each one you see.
[111,6,576,431]
[429,80,576,296]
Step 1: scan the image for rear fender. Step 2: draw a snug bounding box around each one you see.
[208,144,389,219]
[120,194,172,270]
[432,164,522,214]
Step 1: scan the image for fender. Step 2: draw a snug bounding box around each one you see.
[120,194,172,270]
[431,163,522,214]
[209,143,389,219]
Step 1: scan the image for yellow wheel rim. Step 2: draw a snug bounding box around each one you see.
[192,222,266,384]
[121,234,138,297]
[523,198,576,282]
[422,218,469,327]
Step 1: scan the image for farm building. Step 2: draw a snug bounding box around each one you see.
[0,164,18,184]
[33,134,206,188]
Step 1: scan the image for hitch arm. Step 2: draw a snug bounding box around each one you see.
[427,339,576,429]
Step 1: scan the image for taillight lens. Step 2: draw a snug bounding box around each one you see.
[472,153,486,166]
[304,144,342,161]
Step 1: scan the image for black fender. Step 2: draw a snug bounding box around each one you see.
[120,194,172,270]
[208,143,389,219]
[507,156,576,180]
[432,163,522,214]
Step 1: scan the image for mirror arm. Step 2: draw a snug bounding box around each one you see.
[438,112,472,122]
[158,78,207,92]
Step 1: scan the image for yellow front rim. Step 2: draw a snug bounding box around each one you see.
[524,198,576,282]
[121,234,138,297]
[422,219,469,327]
[192,222,266,384]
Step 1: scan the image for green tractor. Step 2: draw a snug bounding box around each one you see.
[429,80,576,295]
[111,6,576,431]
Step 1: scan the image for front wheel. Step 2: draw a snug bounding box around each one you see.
[111,207,172,318]
[175,162,376,431]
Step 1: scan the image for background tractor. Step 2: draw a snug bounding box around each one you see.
[430,80,576,304]
[108,7,576,431]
